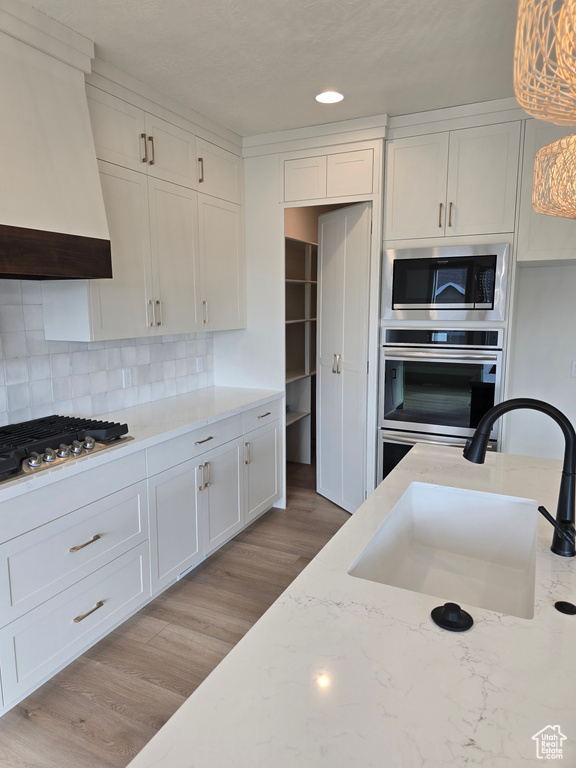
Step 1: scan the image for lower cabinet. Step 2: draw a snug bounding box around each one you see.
[148,460,203,594]
[199,437,245,555]
[244,420,282,523]
[0,399,282,715]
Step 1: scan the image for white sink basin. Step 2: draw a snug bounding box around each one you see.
[348,482,537,619]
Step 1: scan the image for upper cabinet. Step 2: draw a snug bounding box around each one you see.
[196,138,242,204]
[284,149,374,202]
[87,86,197,189]
[517,120,576,264]
[384,122,521,241]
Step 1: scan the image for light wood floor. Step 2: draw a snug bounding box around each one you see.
[0,462,349,768]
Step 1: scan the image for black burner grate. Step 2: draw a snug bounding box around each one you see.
[0,415,129,478]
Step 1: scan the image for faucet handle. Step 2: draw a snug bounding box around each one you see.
[538,505,575,546]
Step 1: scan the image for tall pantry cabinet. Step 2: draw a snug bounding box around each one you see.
[42,85,245,341]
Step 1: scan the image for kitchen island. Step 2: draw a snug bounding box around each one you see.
[127,444,576,767]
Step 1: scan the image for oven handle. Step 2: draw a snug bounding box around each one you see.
[384,348,500,362]
[383,434,468,448]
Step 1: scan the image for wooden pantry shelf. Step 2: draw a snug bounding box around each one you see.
[286,410,310,427]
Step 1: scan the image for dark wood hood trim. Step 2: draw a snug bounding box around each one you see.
[0,224,112,280]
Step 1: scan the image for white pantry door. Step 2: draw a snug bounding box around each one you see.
[317,202,371,513]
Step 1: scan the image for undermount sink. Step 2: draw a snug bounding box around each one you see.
[348,482,538,619]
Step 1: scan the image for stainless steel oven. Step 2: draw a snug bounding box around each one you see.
[380,328,503,438]
[381,243,509,322]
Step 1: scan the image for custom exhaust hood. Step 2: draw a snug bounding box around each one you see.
[0,5,111,280]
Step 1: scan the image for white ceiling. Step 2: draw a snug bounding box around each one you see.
[24,0,519,137]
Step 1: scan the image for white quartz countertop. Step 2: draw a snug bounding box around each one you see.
[127,444,576,768]
[0,386,282,502]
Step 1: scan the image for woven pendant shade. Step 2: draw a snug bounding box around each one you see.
[515,0,576,125]
[533,133,576,217]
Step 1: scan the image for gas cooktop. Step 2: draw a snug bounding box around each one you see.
[0,414,130,481]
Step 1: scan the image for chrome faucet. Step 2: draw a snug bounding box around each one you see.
[463,398,576,557]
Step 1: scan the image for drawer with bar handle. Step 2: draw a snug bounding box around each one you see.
[242,399,282,434]
[0,480,148,623]
[146,414,243,476]
[0,542,149,708]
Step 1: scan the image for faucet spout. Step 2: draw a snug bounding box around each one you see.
[463,398,576,557]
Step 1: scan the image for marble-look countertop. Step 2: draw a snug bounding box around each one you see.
[0,386,282,502]
[127,444,576,767]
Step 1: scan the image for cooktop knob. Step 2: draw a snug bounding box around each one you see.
[57,443,70,458]
[83,436,96,450]
[28,452,43,468]
[70,440,83,455]
[43,447,57,462]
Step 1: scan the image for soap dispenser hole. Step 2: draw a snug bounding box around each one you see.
[554,601,576,615]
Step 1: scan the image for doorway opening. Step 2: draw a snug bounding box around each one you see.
[284,204,348,493]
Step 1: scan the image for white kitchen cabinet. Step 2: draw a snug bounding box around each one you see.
[284,149,374,202]
[197,194,246,330]
[200,437,245,555]
[385,122,521,240]
[317,203,371,513]
[87,85,197,189]
[148,460,203,594]
[196,138,242,203]
[517,120,576,263]
[244,420,282,523]
[43,162,201,340]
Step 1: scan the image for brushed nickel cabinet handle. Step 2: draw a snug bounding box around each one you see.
[155,299,162,326]
[69,534,101,553]
[148,299,156,327]
[73,600,104,623]
[198,464,205,491]
[336,354,342,374]
[332,354,337,374]
[257,412,271,419]
[448,201,453,227]
[202,300,209,324]
[141,133,148,163]
[438,202,443,228]
[148,135,155,165]
[194,435,213,445]
[198,157,204,183]
[245,442,251,465]
[204,461,211,488]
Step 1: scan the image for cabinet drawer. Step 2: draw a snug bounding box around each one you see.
[242,400,282,434]
[0,543,149,708]
[147,414,243,475]
[0,481,148,623]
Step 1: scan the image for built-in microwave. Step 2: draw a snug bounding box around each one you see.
[381,243,509,322]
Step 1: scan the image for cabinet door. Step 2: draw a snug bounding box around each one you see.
[327,149,374,197]
[148,178,202,334]
[517,120,576,263]
[198,194,245,331]
[197,138,242,203]
[200,438,244,556]
[244,422,281,523]
[446,122,520,236]
[317,203,371,513]
[284,156,328,201]
[384,133,449,240]
[90,161,154,340]
[87,86,146,172]
[148,460,202,593]
[145,114,197,190]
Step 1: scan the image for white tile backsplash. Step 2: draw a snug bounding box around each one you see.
[0,280,214,423]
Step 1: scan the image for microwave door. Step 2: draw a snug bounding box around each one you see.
[392,257,476,310]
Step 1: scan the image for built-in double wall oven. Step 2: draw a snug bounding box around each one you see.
[378,328,503,482]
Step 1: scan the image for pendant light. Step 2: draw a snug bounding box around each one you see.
[514,0,576,125]
[533,132,576,217]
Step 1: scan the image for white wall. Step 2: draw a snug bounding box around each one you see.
[213,154,285,390]
[507,264,576,460]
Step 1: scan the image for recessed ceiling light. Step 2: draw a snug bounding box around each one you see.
[315,91,344,104]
